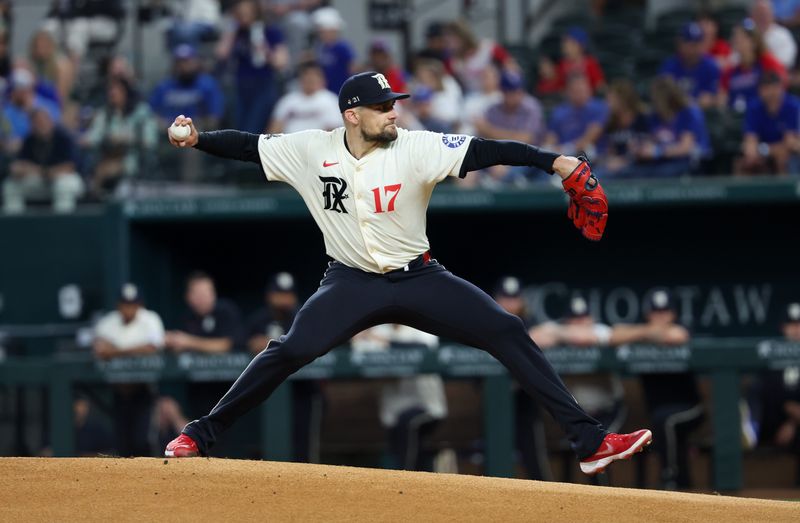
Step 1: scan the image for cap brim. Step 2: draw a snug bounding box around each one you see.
[360,91,410,107]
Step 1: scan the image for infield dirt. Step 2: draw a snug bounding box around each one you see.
[0,457,797,522]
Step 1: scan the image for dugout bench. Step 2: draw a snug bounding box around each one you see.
[2,339,799,491]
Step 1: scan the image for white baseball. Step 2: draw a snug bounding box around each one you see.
[169,123,191,141]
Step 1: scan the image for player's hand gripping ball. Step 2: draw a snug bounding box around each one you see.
[562,158,608,241]
[169,122,191,141]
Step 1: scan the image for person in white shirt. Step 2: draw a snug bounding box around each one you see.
[752,0,798,69]
[93,283,165,457]
[268,61,342,134]
[352,325,447,471]
[163,71,650,477]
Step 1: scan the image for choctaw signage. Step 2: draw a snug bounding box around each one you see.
[527,282,776,335]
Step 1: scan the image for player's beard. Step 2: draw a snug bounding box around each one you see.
[361,124,398,144]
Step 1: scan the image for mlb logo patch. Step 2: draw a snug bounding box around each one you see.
[442,134,467,148]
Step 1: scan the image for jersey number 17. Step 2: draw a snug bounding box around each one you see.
[371,184,402,213]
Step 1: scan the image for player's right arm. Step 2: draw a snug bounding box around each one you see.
[167,115,310,185]
[167,115,260,162]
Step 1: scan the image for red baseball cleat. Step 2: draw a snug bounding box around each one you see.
[164,434,200,458]
[580,429,652,475]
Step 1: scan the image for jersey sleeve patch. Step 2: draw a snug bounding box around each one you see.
[442,134,467,148]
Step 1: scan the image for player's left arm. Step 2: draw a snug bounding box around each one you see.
[458,138,608,241]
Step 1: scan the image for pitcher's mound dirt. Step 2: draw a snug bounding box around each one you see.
[0,458,797,522]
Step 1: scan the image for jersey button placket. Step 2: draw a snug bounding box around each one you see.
[351,161,380,270]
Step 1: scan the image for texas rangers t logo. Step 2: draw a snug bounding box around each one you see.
[372,73,391,90]
[319,176,349,214]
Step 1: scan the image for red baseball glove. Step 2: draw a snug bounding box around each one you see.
[562,159,608,241]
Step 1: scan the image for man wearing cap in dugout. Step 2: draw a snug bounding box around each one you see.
[93,283,166,456]
[744,302,800,466]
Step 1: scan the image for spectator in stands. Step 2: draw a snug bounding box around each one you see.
[659,22,721,109]
[492,276,552,481]
[773,0,800,28]
[411,58,463,132]
[43,0,124,62]
[610,289,702,490]
[311,6,355,95]
[637,76,710,178]
[556,27,605,94]
[364,39,407,93]
[543,73,607,158]
[28,30,74,105]
[534,54,561,100]
[0,29,10,82]
[416,21,453,75]
[267,61,341,134]
[165,271,243,354]
[720,18,786,114]
[752,0,798,70]
[745,302,800,482]
[697,11,733,71]
[3,107,83,214]
[216,0,288,133]
[2,68,61,153]
[82,77,158,197]
[246,272,324,463]
[736,71,800,176]
[165,0,221,50]
[407,85,451,134]
[0,98,13,167]
[93,283,165,457]
[149,44,225,128]
[351,324,447,472]
[446,19,516,95]
[0,1,9,41]
[265,0,323,64]
[472,71,544,186]
[461,65,502,137]
[85,54,140,112]
[595,79,649,179]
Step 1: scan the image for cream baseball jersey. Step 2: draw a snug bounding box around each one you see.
[257,127,473,273]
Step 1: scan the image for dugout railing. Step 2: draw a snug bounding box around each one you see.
[2,338,799,491]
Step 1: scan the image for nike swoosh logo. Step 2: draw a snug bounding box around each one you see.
[323,161,339,167]
[596,441,615,457]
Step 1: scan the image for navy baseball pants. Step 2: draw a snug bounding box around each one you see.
[183,255,606,459]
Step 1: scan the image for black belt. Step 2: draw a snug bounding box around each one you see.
[386,251,432,273]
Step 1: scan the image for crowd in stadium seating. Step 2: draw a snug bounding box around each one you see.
[3,1,800,212]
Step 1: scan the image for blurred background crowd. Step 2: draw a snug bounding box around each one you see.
[2,0,800,212]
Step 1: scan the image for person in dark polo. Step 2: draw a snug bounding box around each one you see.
[246,272,325,463]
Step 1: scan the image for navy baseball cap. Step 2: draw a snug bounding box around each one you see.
[267,272,296,294]
[500,71,525,91]
[412,85,434,102]
[173,44,197,60]
[567,296,590,318]
[118,283,142,304]
[494,276,522,298]
[647,289,674,312]
[783,302,800,323]
[565,27,590,49]
[680,22,704,42]
[759,70,784,86]
[338,71,409,112]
